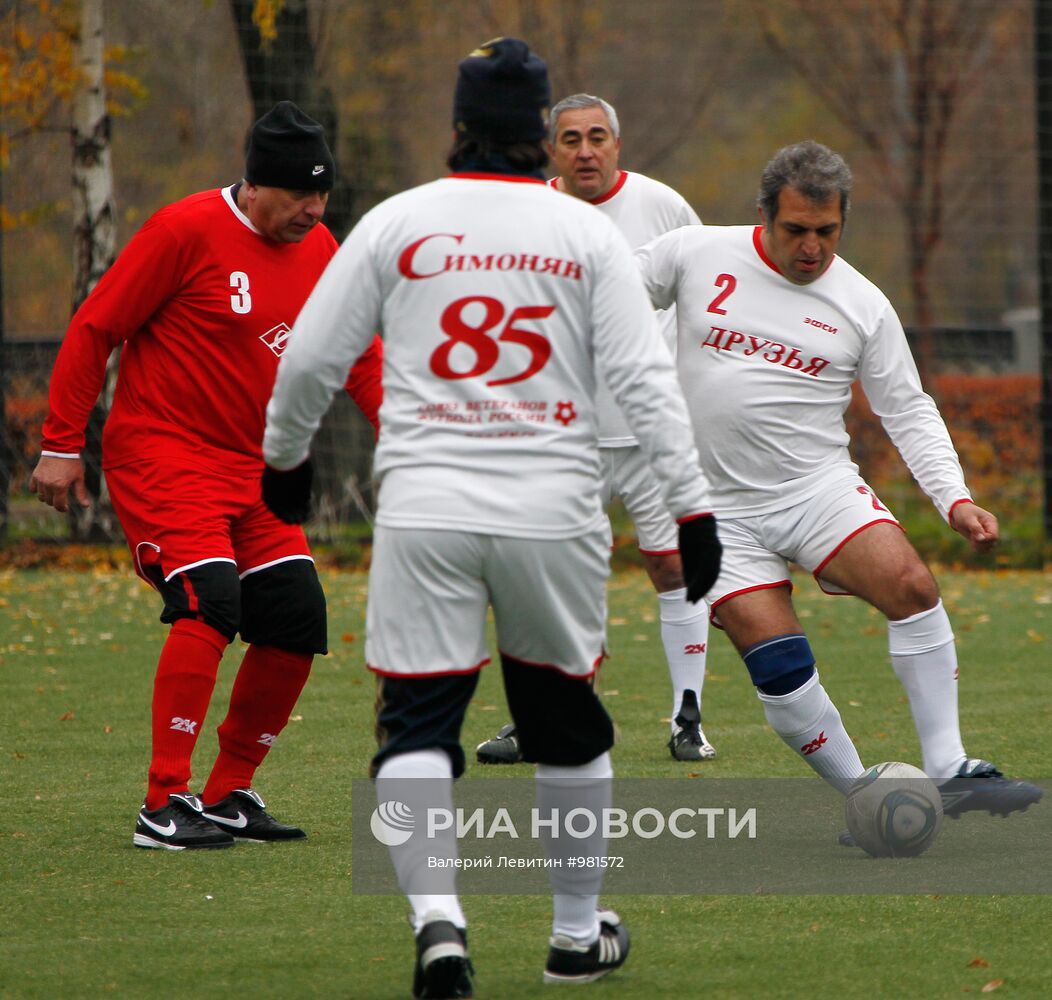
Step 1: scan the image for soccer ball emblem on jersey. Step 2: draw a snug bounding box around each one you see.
[844,761,943,858]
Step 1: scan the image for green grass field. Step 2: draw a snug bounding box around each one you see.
[2,562,1050,998]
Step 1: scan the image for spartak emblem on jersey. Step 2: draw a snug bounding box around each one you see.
[554,400,577,426]
[260,322,292,357]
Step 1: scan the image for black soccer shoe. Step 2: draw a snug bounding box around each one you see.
[475,723,523,765]
[667,690,717,761]
[133,792,235,851]
[412,913,474,999]
[543,908,630,984]
[201,788,306,842]
[937,759,1043,819]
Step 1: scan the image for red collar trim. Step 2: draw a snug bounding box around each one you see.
[448,172,546,185]
[752,225,836,279]
[548,170,629,203]
[752,225,782,275]
[589,170,628,205]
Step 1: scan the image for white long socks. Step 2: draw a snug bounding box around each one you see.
[375,748,466,932]
[757,671,865,795]
[658,588,709,728]
[535,752,613,945]
[888,600,967,781]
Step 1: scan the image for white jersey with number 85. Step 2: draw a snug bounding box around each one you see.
[264,173,712,540]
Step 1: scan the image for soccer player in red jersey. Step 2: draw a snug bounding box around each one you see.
[30,101,382,850]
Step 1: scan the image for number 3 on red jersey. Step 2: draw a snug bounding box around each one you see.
[430,295,554,387]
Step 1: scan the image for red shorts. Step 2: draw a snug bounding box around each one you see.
[107,458,312,585]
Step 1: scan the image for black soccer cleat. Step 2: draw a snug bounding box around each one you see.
[201,788,306,842]
[937,759,1043,819]
[543,908,630,984]
[133,792,235,851]
[412,912,474,999]
[475,723,523,765]
[667,690,716,761]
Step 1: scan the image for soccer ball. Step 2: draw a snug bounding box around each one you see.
[844,761,943,858]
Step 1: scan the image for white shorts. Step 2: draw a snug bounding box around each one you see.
[365,525,610,678]
[708,472,902,614]
[600,446,678,554]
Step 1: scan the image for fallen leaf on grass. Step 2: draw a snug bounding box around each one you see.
[59,711,74,721]
[967,958,989,968]
[981,980,1004,993]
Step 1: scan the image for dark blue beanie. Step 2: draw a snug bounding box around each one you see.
[453,37,551,143]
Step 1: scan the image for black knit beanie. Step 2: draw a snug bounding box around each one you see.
[453,38,550,143]
[245,101,335,192]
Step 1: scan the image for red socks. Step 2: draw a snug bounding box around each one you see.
[146,619,228,810]
[202,645,313,805]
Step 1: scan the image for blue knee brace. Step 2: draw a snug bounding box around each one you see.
[742,634,816,695]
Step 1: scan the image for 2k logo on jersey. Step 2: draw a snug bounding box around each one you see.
[170,716,198,734]
[260,323,292,357]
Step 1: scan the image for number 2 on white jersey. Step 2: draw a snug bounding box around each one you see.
[707,273,736,315]
[430,295,554,387]
[856,486,890,512]
[229,271,252,314]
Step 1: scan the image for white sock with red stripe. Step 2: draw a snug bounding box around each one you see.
[658,588,709,729]
[888,600,967,781]
[375,748,466,932]
[757,671,865,795]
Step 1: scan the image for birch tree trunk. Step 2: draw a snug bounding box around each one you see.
[70,0,119,542]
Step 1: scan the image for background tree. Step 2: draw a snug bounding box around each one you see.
[1,0,80,539]
[71,0,118,541]
[229,0,353,237]
[0,0,143,541]
[750,0,1025,383]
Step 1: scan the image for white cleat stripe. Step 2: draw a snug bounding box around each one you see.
[137,813,177,836]
[203,810,248,829]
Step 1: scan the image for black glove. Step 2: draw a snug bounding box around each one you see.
[262,459,313,524]
[678,514,722,603]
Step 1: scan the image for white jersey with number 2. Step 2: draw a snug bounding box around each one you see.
[636,224,971,520]
[265,173,712,539]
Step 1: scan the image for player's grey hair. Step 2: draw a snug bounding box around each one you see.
[547,94,621,144]
[757,140,853,224]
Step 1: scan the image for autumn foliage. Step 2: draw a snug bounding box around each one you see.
[847,375,1040,497]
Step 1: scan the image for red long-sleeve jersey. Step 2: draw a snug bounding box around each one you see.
[42,185,381,475]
